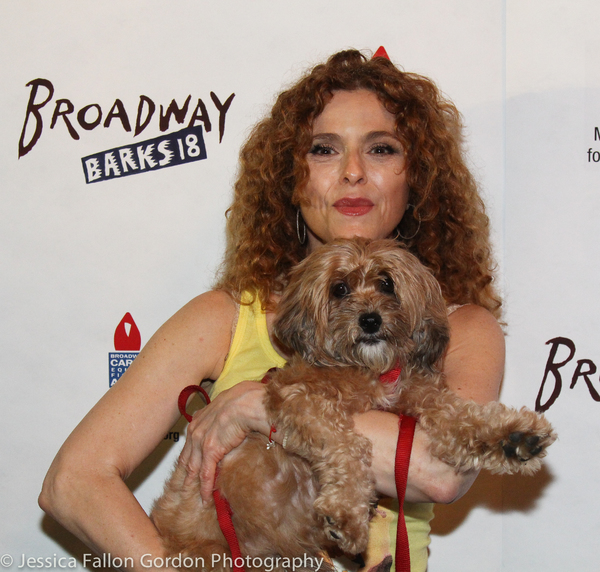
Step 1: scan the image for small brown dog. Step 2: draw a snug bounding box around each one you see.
[151,238,556,571]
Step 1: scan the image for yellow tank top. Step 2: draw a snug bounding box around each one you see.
[210,294,433,572]
[210,293,287,399]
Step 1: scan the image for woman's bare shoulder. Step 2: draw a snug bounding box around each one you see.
[448,303,504,335]
[49,290,240,481]
[143,289,238,381]
[176,289,238,326]
[444,304,505,404]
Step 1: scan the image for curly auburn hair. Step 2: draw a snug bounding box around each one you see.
[215,49,502,318]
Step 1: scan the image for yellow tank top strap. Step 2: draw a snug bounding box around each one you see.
[210,292,287,400]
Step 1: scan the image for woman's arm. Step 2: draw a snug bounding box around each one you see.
[38,291,237,571]
[353,304,505,503]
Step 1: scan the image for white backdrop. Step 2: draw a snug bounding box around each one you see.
[1,1,597,571]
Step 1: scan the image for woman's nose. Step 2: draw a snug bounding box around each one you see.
[341,150,366,185]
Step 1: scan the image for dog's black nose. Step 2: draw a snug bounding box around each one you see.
[359,312,382,334]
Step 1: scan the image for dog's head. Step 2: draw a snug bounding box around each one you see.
[273,237,450,374]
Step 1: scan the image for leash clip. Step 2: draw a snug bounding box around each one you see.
[267,425,277,449]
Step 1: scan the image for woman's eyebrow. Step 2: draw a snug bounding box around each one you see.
[310,133,341,143]
[311,131,399,143]
[364,130,400,142]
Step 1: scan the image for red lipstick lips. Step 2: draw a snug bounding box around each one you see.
[333,198,374,216]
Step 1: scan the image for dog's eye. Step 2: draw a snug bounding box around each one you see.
[331,281,350,299]
[379,276,395,295]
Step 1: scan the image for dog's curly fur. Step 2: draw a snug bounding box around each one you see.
[151,238,556,571]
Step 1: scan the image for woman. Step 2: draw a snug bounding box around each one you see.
[39,50,504,572]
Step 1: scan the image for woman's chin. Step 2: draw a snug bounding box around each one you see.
[306,225,399,251]
[334,229,396,242]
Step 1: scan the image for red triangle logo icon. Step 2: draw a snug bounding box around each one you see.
[114,312,141,351]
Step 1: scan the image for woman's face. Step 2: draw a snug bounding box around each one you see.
[300,89,409,251]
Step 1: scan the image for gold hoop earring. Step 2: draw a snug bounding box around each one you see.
[296,210,307,245]
[396,205,421,241]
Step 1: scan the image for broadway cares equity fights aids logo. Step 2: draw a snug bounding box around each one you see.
[109,313,141,387]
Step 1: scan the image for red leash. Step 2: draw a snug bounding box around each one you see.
[177,384,211,422]
[213,480,245,572]
[394,414,417,572]
[178,385,246,572]
[379,364,417,572]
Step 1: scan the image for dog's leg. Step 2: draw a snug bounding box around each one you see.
[280,419,375,555]
[311,430,376,554]
[264,365,385,555]
[217,434,330,563]
[398,379,556,475]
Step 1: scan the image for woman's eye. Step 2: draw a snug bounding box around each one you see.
[309,144,336,155]
[331,281,351,299]
[379,276,395,294]
[370,144,397,155]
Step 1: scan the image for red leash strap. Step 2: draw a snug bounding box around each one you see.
[213,469,246,572]
[394,414,417,572]
[177,385,246,572]
[178,384,211,421]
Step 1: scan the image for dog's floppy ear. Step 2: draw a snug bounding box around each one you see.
[408,265,450,372]
[410,314,450,372]
[381,244,450,372]
[272,287,318,360]
[273,248,333,363]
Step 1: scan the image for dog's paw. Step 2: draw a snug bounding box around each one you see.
[314,494,370,555]
[319,512,369,555]
[495,416,556,474]
[501,431,549,462]
[454,405,557,475]
[324,515,344,543]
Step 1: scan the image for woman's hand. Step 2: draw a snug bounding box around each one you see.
[179,380,271,502]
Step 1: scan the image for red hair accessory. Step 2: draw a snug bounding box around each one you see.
[373,46,390,60]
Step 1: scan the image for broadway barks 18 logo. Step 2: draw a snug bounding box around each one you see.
[82,125,206,183]
[17,78,235,183]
